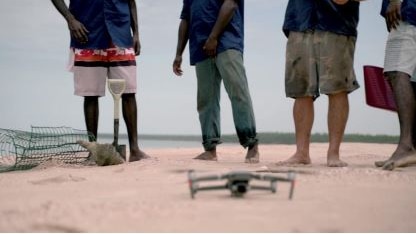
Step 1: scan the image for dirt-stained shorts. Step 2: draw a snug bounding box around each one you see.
[70,46,137,97]
[285,31,360,99]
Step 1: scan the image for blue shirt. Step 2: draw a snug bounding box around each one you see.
[180,0,245,65]
[381,0,416,27]
[282,0,316,37]
[283,0,360,37]
[69,0,133,49]
[315,0,360,37]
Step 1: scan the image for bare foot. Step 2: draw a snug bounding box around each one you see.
[129,148,150,162]
[376,147,416,168]
[382,153,416,171]
[245,143,259,164]
[327,152,348,167]
[382,159,395,171]
[194,149,217,161]
[277,153,311,165]
[327,158,348,167]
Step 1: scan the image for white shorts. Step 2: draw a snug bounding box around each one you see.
[384,21,416,82]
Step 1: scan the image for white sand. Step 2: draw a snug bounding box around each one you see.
[0,143,415,232]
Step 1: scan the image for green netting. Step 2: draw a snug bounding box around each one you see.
[0,126,94,172]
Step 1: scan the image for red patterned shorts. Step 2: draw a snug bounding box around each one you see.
[70,45,137,97]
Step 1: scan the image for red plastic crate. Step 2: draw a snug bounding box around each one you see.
[363,65,397,112]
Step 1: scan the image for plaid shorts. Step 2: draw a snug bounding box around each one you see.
[70,45,137,97]
[285,31,360,99]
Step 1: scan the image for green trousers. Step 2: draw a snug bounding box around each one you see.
[195,49,258,151]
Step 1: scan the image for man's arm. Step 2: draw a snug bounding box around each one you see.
[128,0,140,55]
[50,0,89,44]
[203,0,238,57]
[385,0,402,32]
[173,19,189,76]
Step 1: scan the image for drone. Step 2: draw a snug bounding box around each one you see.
[187,170,296,199]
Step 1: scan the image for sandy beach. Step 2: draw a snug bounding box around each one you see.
[0,142,415,232]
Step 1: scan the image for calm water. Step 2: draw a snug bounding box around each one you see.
[139,139,202,149]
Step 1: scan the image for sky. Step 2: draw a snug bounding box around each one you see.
[0,0,399,137]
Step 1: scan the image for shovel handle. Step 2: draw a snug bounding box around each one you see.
[113,119,119,147]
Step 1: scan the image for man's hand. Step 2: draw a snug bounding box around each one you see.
[133,33,141,56]
[332,0,365,5]
[202,0,236,58]
[203,36,218,58]
[173,55,183,76]
[386,1,402,32]
[67,17,89,44]
[332,0,349,4]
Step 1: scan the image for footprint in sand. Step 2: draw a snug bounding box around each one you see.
[31,223,83,233]
[29,174,86,185]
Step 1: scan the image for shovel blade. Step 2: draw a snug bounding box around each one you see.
[117,144,127,161]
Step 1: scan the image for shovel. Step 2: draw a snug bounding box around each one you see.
[108,79,127,161]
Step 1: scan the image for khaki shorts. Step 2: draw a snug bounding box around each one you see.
[285,31,360,99]
[71,46,137,97]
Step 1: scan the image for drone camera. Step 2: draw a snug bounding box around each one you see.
[228,179,249,197]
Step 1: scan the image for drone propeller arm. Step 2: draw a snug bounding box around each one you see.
[289,180,295,200]
[188,170,226,181]
[260,172,296,182]
[250,185,276,191]
[254,172,296,199]
[191,174,224,182]
[196,185,228,192]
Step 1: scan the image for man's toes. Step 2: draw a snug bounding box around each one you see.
[194,152,217,161]
[382,161,395,171]
[327,160,348,167]
[245,157,259,164]
[375,160,387,167]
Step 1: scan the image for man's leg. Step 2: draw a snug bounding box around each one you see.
[375,72,416,167]
[317,30,359,167]
[74,55,106,142]
[387,72,416,160]
[216,50,259,163]
[84,96,99,141]
[327,92,349,167]
[194,59,222,161]
[122,93,149,162]
[105,45,147,162]
[279,97,313,165]
[412,81,416,148]
[376,22,416,168]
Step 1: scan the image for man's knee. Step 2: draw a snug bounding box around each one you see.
[121,93,136,104]
[84,96,99,106]
[121,93,135,99]
[84,96,99,101]
[384,71,411,83]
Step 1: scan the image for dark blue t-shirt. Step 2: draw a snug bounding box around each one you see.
[180,0,245,65]
[381,0,416,27]
[315,0,360,37]
[282,0,316,37]
[283,0,360,37]
[69,0,133,49]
